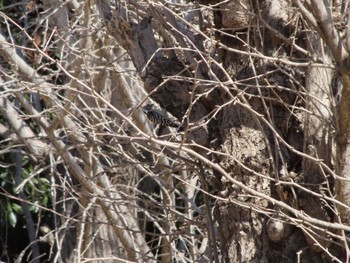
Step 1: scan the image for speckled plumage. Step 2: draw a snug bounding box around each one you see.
[142,104,179,128]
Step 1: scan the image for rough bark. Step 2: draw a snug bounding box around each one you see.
[2,0,350,262]
[301,40,333,251]
[336,68,350,224]
[293,0,350,235]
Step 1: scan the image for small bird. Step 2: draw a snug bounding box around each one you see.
[142,103,180,128]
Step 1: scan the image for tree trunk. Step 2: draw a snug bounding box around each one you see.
[2,0,350,262]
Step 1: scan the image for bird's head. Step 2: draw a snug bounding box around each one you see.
[142,103,154,114]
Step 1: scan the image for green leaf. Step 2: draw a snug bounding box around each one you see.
[11,203,22,214]
[27,178,35,189]
[8,211,17,228]
[38,178,50,192]
[42,196,48,207]
[1,180,6,187]
[7,202,12,212]
[29,201,39,213]
[31,178,38,185]
[39,178,50,185]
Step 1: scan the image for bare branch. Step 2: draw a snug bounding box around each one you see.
[0,96,48,158]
